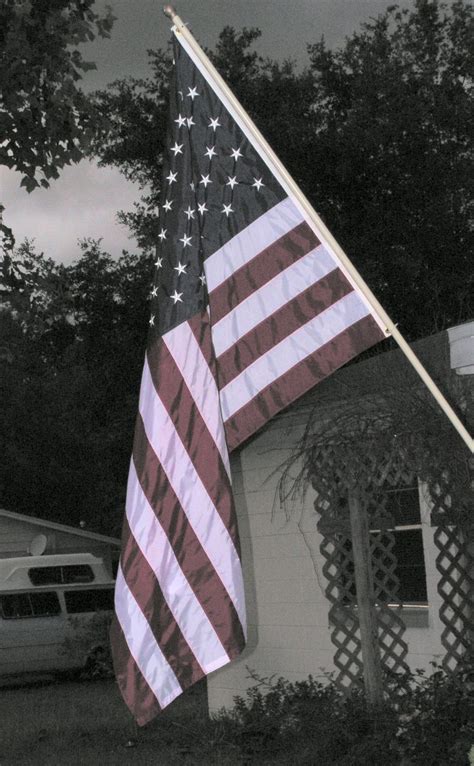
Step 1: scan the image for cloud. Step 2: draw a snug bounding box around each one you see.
[0,162,141,264]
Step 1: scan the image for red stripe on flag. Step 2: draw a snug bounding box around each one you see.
[217,269,353,388]
[110,616,162,727]
[120,516,204,690]
[146,337,240,555]
[224,315,385,451]
[188,312,218,381]
[132,415,246,655]
[208,222,319,323]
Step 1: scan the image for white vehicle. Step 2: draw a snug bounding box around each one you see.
[0,551,115,680]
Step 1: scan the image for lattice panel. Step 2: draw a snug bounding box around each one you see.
[433,521,474,672]
[370,531,409,675]
[319,530,363,687]
[313,443,410,692]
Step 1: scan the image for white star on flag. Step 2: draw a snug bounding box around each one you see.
[226,176,238,189]
[174,262,187,275]
[166,171,178,184]
[208,117,221,130]
[171,142,183,155]
[174,114,186,127]
[204,146,217,159]
[200,174,212,187]
[179,233,192,248]
[230,147,243,161]
[184,206,195,220]
[221,203,234,217]
[198,202,208,215]
[163,200,173,212]
[170,289,183,304]
[252,177,265,190]
[158,229,167,241]
[187,86,199,100]
[154,256,163,269]
[187,116,195,128]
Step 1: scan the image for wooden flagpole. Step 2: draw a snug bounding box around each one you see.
[163,5,473,454]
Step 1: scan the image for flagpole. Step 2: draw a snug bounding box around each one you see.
[163,5,473,453]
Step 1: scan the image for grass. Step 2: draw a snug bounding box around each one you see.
[0,676,238,765]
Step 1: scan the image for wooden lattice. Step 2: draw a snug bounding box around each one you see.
[429,476,474,671]
[433,522,474,671]
[312,443,410,690]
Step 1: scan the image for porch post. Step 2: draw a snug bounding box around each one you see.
[348,491,384,705]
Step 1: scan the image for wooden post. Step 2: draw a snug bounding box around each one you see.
[348,491,384,705]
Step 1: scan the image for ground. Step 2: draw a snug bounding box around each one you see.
[0,676,232,765]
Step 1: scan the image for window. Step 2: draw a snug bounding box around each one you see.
[28,565,94,586]
[64,588,115,614]
[376,485,428,605]
[0,591,61,619]
[340,484,428,607]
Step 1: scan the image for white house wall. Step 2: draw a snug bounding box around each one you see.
[207,412,335,713]
[207,416,450,714]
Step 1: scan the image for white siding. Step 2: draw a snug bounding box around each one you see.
[207,419,448,714]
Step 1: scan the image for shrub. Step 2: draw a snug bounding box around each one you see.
[62,611,114,679]
[209,662,474,765]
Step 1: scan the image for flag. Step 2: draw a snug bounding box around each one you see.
[111,31,387,726]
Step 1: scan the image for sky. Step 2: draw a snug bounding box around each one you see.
[2,0,413,264]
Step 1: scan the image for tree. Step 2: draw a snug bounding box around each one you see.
[0,0,115,191]
[0,240,153,532]
[305,0,473,338]
[91,1,473,339]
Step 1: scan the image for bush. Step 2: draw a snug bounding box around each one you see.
[62,611,114,679]
[208,662,474,765]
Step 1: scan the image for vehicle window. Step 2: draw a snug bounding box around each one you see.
[1,593,33,619]
[62,565,94,584]
[31,591,61,617]
[0,591,61,619]
[29,565,94,586]
[64,588,115,614]
[29,566,62,585]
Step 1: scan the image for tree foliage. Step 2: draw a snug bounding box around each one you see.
[0,0,115,191]
[0,241,152,532]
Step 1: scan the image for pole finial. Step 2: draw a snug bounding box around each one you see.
[163,5,176,20]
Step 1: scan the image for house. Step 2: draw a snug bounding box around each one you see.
[207,321,474,712]
[0,508,120,575]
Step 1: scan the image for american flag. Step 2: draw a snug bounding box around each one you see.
[111,33,386,725]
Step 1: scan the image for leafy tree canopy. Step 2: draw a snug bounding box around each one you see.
[0,240,152,532]
[0,0,115,191]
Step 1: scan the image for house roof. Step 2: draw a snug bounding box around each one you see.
[0,508,121,547]
[247,322,473,436]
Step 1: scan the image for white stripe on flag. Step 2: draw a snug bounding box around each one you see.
[139,359,246,632]
[162,322,231,476]
[212,245,337,356]
[125,459,230,671]
[114,566,182,709]
[220,291,371,421]
[204,197,302,292]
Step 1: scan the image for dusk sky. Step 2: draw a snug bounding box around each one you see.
[2,0,413,264]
